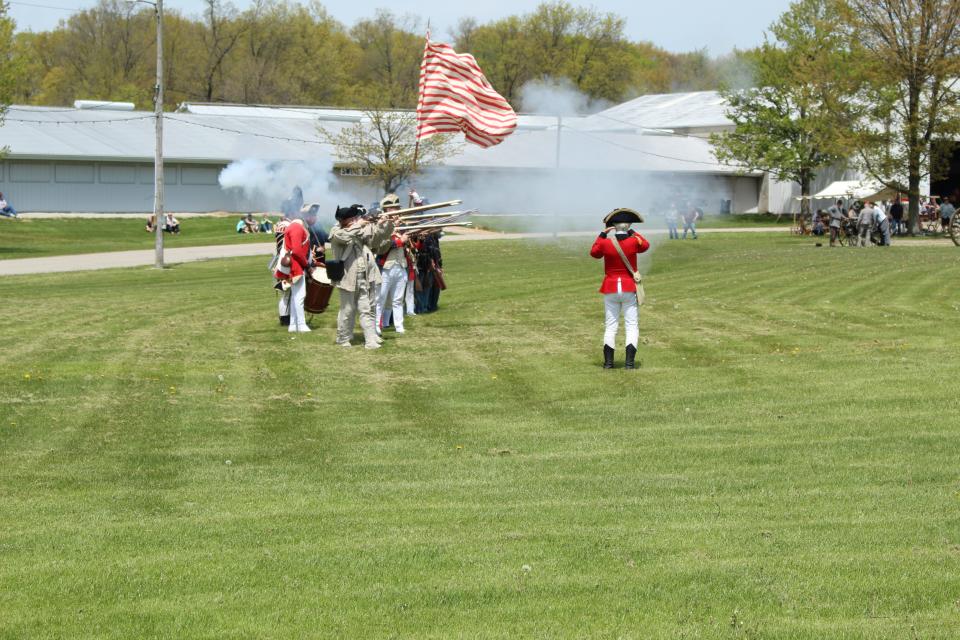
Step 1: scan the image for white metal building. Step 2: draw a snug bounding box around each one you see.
[0,96,767,214]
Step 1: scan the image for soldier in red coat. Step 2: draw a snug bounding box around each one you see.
[275,215,312,333]
[590,208,650,369]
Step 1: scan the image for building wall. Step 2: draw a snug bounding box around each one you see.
[0,160,240,213]
[416,167,761,216]
[0,158,761,216]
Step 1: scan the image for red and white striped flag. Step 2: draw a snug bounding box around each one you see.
[416,38,517,148]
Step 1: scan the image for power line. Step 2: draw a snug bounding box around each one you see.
[559,125,734,168]
[4,114,158,124]
[7,0,76,11]
[164,115,334,146]
[165,113,538,147]
[8,104,139,113]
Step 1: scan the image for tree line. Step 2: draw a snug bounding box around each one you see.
[1,0,743,111]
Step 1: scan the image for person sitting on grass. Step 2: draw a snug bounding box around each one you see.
[163,212,180,235]
[811,210,825,236]
[236,217,247,234]
[259,215,273,233]
[0,192,18,218]
[145,214,156,232]
[244,213,260,233]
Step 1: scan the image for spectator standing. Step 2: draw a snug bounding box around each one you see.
[408,188,424,209]
[0,192,17,218]
[664,204,680,240]
[889,199,904,235]
[857,202,874,247]
[681,203,699,240]
[939,197,955,233]
[828,199,844,246]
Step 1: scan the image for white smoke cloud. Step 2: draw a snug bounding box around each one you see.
[218,158,348,223]
[519,77,612,115]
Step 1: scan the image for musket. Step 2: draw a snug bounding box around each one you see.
[395,213,472,228]
[398,221,473,232]
[386,200,462,217]
[398,209,476,221]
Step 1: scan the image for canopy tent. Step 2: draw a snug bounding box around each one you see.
[796,179,926,202]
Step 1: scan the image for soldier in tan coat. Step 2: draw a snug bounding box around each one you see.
[329,205,394,349]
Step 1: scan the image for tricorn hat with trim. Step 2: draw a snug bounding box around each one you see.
[335,204,367,221]
[603,207,644,225]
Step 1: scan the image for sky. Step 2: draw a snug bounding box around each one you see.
[7,0,793,55]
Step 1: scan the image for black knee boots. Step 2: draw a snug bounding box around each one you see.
[603,345,614,369]
[625,345,638,369]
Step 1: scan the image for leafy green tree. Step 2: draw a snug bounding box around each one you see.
[0,0,21,155]
[711,0,854,215]
[840,0,960,233]
[350,10,422,108]
[318,109,458,194]
[456,15,531,105]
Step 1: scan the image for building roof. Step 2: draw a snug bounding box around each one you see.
[585,90,732,131]
[0,99,749,175]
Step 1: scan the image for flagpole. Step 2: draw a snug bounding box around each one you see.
[412,25,430,180]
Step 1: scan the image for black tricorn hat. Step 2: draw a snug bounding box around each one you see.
[335,204,367,221]
[603,207,644,225]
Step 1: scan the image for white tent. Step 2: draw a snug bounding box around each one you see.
[813,180,897,201]
[797,179,926,202]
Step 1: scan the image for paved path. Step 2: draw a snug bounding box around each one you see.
[3,227,952,276]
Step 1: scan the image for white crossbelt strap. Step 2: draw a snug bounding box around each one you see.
[609,234,645,306]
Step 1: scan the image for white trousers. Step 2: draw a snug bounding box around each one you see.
[287,277,309,333]
[405,277,416,315]
[378,265,407,332]
[604,292,638,349]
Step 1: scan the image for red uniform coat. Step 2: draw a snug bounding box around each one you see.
[275,220,310,279]
[590,231,650,294]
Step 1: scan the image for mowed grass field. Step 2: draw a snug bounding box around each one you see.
[0,216,267,260]
[1,234,959,638]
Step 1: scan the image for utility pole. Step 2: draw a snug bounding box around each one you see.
[153,0,165,268]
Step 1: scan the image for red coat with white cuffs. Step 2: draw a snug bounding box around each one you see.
[275,219,310,279]
[590,231,650,294]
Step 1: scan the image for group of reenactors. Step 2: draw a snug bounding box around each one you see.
[272,193,445,349]
[272,196,652,369]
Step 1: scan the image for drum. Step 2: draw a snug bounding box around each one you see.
[304,271,334,314]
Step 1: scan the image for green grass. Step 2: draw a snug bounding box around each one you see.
[475,213,788,233]
[1,234,958,638]
[0,216,269,260]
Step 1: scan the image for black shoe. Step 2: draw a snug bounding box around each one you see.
[625,345,638,370]
[279,315,290,326]
[603,345,614,369]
